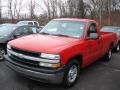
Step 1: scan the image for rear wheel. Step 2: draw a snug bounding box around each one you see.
[104,47,112,61]
[0,48,5,61]
[114,43,120,52]
[63,60,80,88]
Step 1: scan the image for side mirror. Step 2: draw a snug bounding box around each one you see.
[87,33,99,40]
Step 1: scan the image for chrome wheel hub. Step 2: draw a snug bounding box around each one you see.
[108,49,112,59]
[68,65,78,83]
[117,45,120,51]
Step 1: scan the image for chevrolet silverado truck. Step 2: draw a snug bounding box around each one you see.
[5,18,117,87]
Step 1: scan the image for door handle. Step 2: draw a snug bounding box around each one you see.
[98,37,102,44]
[99,36,102,40]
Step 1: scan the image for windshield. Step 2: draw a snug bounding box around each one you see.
[40,20,85,38]
[0,25,17,37]
[101,27,115,32]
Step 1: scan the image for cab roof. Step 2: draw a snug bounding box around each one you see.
[53,18,96,22]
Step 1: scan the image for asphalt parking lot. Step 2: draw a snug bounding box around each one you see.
[0,53,120,90]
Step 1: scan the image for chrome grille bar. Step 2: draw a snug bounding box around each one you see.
[7,49,60,64]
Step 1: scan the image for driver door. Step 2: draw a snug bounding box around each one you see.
[86,23,102,64]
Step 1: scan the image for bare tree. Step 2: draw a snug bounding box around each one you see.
[50,0,58,18]
[67,0,80,17]
[67,0,75,17]
[43,0,51,20]
[7,0,14,21]
[0,0,2,22]
[14,0,23,19]
[77,0,85,18]
[35,1,47,15]
[67,0,86,18]
[28,0,36,19]
[2,0,120,25]
[57,0,68,17]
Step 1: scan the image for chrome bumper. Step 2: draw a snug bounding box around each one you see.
[5,55,64,84]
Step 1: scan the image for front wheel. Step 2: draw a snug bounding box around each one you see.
[0,48,5,61]
[63,60,80,88]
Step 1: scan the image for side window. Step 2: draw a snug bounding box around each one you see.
[28,22,33,25]
[14,27,29,36]
[87,23,97,36]
[29,27,39,33]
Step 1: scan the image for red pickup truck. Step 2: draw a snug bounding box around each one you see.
[5,18,117,87]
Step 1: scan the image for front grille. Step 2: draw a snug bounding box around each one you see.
[9,47,41,68]
[8,48,54,70]
[11,47,40,57]
[9,54,53,70]
[10,54,40,68]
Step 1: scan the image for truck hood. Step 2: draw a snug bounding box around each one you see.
[8,34,80,54]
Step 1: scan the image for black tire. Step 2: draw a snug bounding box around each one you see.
[62,60,80,88]
[114,43,120,52]
[104,47,112,61]
[0,47,5,61]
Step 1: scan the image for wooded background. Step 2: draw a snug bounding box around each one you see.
[0,0,120,27]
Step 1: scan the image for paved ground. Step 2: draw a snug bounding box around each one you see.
[0,53,120,90]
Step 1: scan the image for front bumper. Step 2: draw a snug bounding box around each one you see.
[5,55,64,84]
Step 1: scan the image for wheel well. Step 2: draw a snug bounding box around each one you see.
[67,55,83,66]
[0,45,4,49]
[118,40,120,44]
[110,42,114,48]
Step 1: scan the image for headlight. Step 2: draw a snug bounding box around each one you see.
[7,44,11,49]
[41,53,60,60]
[39,62,61,68]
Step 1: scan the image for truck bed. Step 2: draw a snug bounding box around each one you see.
[100,32,117,48]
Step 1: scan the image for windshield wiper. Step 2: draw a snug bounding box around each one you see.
[40,32,71,38]
[52,34,70,37]
[39,32,51,35]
